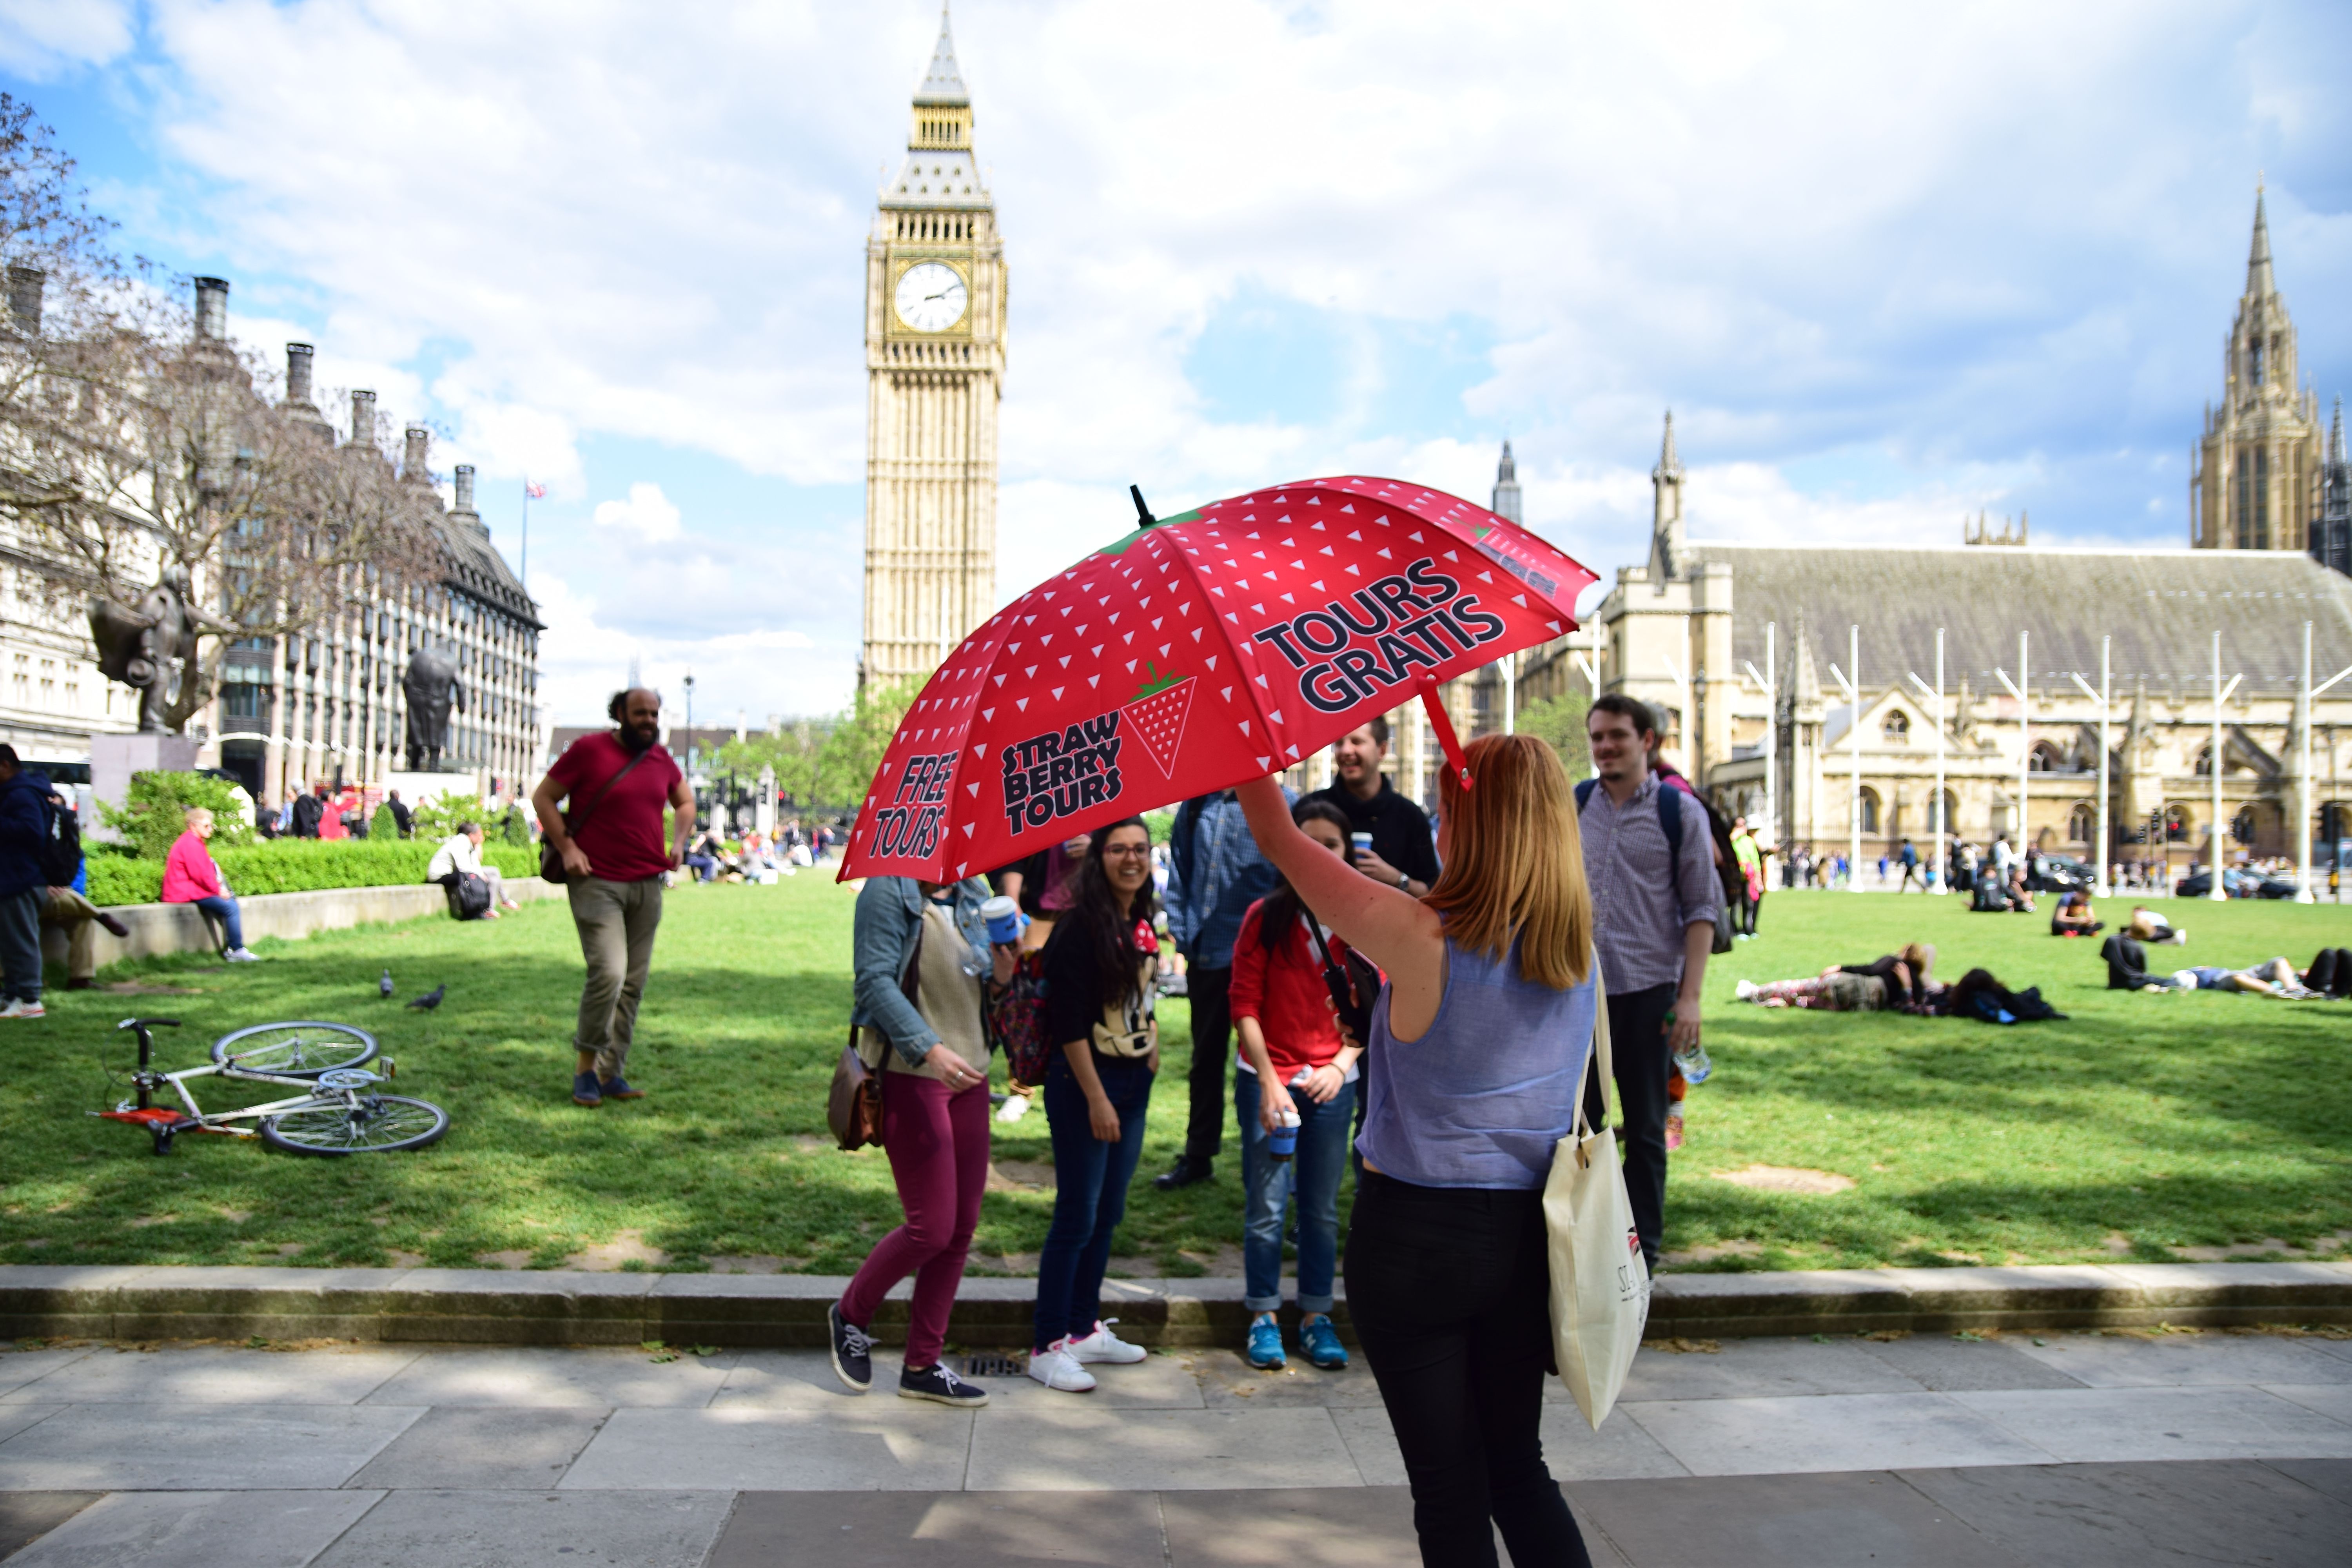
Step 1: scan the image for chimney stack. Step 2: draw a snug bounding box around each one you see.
[403,425,430,483]
[453,464,477,514]
[350,390,376,449]
[193,276,229,341]
[285,343,316,407]
[7,267,44,334]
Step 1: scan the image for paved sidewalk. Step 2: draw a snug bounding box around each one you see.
[2,1327,2349,1563]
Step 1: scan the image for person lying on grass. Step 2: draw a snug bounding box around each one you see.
[2167,953,2351,1000]
[1735,943,1939,1013]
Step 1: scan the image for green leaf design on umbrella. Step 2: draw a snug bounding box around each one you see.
[1099,508,1204,557]
[1131,661,1185,699]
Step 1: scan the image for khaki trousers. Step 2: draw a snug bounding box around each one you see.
[568,875,664,1079]
[40,887,99,982]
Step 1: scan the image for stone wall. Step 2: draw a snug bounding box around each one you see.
[45,875,566,969]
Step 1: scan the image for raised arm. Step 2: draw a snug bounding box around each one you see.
[1235,775,1447,1041]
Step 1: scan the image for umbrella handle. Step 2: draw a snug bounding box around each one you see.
[1418,679,1473,791]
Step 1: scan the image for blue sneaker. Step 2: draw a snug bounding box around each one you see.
[1300,1315,1349,1370]
[572,1071,602,1107]
[1245,1314,1286,1370]
[600,1076,645,1101]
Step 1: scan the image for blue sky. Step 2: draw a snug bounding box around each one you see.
[4,0,2347,724]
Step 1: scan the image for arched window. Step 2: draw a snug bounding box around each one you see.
[2067,804,2094,845]
[1858,786,1881,835]
[2029,741,2068,773]
[1881,711,1909,743]
[1936,789,1960,838]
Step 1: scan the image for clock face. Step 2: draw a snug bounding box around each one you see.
[894,262,968,332]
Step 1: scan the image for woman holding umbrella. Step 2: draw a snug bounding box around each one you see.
[1238,734,1598,1567]
[1026,817,1161,1393]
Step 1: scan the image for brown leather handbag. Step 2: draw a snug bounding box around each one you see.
[827,914,924,1151]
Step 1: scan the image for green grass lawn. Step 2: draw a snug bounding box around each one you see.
[0,874,2345,1276]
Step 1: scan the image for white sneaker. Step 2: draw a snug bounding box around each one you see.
[1065,1318,1147,1365]
[1735,979,1759,1001]
[225,948,262,963]
[0,998,44,1018]
[2170,930,2189,946]
[1025,1341,1098,1392]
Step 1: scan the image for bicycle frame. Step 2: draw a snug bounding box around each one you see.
[97,1016,396,1154]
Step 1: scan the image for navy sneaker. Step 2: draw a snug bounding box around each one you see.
[1300,1314,1349,1370]
[600,1076,645,1100]
[829,1302,873,1394]
[572,1072,602,1107]
[899,1361,988,1407]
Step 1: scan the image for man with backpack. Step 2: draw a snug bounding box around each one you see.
[1578,696,1719,1270]
[0,748,55,1018]
[29,775,127,989]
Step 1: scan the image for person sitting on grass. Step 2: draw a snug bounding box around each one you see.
[682,826,725,883]
[1229,797,1365,1374]
[161,806,260,963]
[2050,891,2103,937]
[2127,906,2187,946]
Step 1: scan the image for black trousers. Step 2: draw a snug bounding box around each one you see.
[1587,981,1673,1269]
[2305,948,2352,997]
[1733,887,1759,936]
[1346,1171,1592,1568]
[1182,963,1234,1161]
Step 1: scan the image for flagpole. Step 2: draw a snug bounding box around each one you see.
[521,481,531,589]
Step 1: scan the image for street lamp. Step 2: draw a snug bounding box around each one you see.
[683,670,696,775]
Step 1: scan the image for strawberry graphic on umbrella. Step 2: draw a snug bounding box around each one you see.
[1122,661,1194,777]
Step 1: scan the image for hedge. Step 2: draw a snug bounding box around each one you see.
[85,840,540,907]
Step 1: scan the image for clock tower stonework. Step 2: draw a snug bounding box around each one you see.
[862,9,1006,690]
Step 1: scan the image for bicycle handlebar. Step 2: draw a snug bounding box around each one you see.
[114,1018,183,1031]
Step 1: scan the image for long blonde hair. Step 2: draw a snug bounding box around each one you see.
[1425,733,1592,989]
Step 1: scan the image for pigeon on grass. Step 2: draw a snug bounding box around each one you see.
[379,969,394,1000]
[406,985,445,1011]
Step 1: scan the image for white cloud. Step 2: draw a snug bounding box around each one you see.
[592,482,682,544]
[533,570,836,728]
[0,0,131,78]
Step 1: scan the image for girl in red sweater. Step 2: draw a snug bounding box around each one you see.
[1230,798,1365,1371]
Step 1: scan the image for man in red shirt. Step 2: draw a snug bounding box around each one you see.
[532,688,695,1107]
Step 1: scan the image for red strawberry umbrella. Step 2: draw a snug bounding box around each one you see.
[838,474,1599,884]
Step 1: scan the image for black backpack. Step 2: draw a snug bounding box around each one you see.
[446,871,493,921]
[36,791,80,887]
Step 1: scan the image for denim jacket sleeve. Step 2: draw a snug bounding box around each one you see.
[852,877,937,1067]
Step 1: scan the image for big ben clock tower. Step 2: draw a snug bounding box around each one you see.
[862,7,1006,690]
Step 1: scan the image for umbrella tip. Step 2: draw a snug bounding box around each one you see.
[1129,485,1154,528]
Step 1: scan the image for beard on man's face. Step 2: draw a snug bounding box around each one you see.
[617,713,659,752]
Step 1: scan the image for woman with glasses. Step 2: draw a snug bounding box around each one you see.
[1026,817,1161,1393]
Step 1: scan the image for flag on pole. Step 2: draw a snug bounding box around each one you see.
[524,481,547,500]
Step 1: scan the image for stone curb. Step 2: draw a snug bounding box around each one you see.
[3,1261,2347,1348]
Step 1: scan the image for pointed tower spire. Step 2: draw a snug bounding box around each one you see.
[2247,182,2275,299]
[1490,439,1522,524]
[1648,410,1686,590]
[916,4,968,105]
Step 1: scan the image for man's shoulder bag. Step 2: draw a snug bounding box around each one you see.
[828,910,924,1151]
[541,748,651,884]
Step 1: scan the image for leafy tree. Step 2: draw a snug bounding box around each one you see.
[408,789,479,842]
[1516,690,1593,779]
[812,674,927,809]
[98,770,256,859]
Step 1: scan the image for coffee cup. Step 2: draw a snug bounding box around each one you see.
[981,895,1023,946]
[1269,1108,1302,1162]
[1350,832,1374,860]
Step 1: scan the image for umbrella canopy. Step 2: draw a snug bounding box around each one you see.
[839,474,1599,884]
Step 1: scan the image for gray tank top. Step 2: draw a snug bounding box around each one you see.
[1356,937,1595,1190]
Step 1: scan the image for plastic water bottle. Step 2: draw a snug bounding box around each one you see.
[1666,1011,1712,1085]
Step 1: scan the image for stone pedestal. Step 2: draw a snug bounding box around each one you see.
[384,771,480,815]
[90,733,201,838]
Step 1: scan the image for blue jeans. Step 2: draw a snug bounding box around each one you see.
[1236,1069,1355,1314]
[1034,1054,1154,1350]
[192,895,243,952]
[0,887,40,1001]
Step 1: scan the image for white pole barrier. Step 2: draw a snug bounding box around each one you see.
[2211,629,2228,902]
[2298,619,2314,903]
[1849,624,1862,891]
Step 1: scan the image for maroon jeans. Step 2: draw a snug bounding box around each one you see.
[839,1073,991,1370]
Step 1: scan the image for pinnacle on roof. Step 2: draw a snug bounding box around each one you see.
[1654,410,1682,479]
[2247,184,2275,299]
[1496,439,1516,484]
[914,4,968,105]
[2333,396,2345,463]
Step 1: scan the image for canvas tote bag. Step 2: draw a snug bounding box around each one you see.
[1543,964,1652,1429]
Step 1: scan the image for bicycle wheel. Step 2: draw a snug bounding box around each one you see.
[259,1094,448,1156]
[211,1022,377,1078]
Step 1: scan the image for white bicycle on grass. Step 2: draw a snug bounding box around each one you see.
[96,1017,450,1157]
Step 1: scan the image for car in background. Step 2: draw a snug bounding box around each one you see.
[2029,853,2096,892]
[2173,867,2298,899]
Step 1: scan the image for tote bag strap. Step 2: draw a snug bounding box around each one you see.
[1572,955,1613,1144]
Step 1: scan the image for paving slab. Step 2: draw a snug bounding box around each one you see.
[1617,1336,1926,1401]
[1953,1385,2352,1463]
[1849,1333,2090,1391]
[309,1487,733,1568]
[1565,1469,2022,1567]
[0,1349,96,1399]
[0,1493,99,1562]
[2257,1382,2352,1423]
[561,1405,974,1491]
[1627,1391,2055,1475]
[0,1345,417,1406]
[1902,1458,2352,1568]
[341,1406,611,1490]
[0,1488,385,1568]
[0,1405,424,1491]
[975,1352,1205,1411]
[0,1407,60,1445]
[2009,1329,2352,1387]
[2264,1456,2352,1505]
[709,1348,872,1410]
[1183,1349,1385,1410]
[1160,1486,1425,1567]
[708,1489,1167,1568]
[1332,1404,1690,1486]
[358,1345,734,1409]
[967,1406,1362,1492]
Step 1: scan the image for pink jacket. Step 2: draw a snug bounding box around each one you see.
[161,830,223,902]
